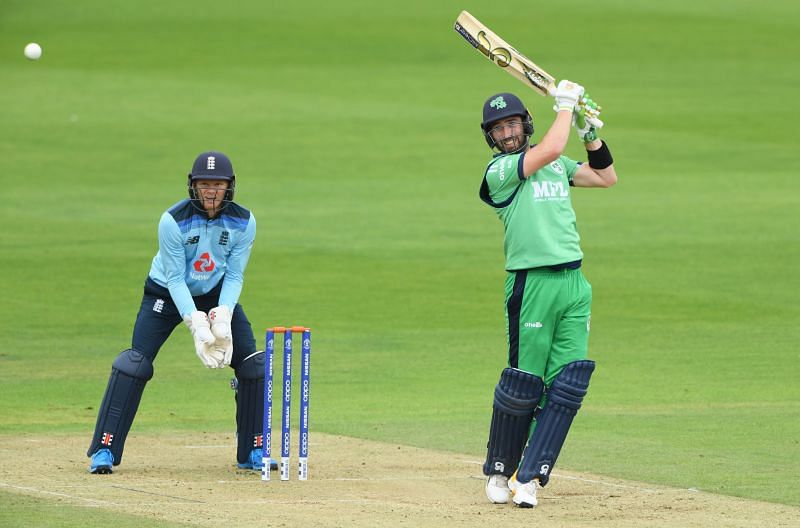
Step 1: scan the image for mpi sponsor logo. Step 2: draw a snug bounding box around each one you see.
[531,179,569,201]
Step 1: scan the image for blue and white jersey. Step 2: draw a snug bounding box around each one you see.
[148,199,256,318]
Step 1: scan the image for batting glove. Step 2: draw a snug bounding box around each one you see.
[184,311,224,368]
[209,305,234,367]
[579,93,602,124]
[553,79,585,112]
[573,99,599,143]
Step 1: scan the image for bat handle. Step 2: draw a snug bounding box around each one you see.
[588,116,604,128]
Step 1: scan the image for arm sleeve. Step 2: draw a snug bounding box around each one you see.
[158,213,197,318]
[561,155,580,184]
[219,213,256,310]
[484,152,524,202]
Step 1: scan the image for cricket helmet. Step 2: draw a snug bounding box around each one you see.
[187,151,236,209]
[480,93,534,153]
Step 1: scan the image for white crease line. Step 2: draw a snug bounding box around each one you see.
[0,481,113,506]
[332,476,471,482]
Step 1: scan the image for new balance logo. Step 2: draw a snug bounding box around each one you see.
[207,156,216,170]
[153,299,165,313]
[186,235,200,245]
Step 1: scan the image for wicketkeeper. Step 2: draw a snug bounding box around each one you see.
[478,82,617,507]
[87,151,273,473]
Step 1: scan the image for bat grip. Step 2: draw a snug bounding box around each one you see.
[588,116,604,128]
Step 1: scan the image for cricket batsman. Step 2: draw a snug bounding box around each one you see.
[86,151,273,474]
[478,82,617,507]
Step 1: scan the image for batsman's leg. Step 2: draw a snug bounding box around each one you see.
[483,368,544,503]
[514,360,595,490]
[87,349,154,473]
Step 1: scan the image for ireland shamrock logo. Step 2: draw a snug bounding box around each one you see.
[490,96,507,110]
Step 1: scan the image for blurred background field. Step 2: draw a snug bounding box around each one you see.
[1,0,798,517]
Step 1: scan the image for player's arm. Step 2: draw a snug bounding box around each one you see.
[569,98,617,188]
[158,214,221,368]
[218,214,256,311]
[522,80,584,178]
[572,140,617,188]
[157,213,197,318]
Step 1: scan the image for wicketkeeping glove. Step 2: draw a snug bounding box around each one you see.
[184,311,224,368]
[209,305,233,367]
[553,79,585,112]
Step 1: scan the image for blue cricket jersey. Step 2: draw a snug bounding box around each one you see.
[148,199,256,318]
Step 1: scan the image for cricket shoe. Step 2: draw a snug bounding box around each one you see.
[485,474,512,503]
[89,448,114,474]
[509,474,538,508]
[237,449,278,471]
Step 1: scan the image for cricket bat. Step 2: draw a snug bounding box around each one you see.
[454,10,603,128]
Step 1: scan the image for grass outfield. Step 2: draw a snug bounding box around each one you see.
[1,0,798,518]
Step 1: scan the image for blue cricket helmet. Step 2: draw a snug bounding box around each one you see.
[480,93,534,152]
[187,151,236,208]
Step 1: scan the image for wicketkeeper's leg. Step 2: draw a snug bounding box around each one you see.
[87,349,154,465]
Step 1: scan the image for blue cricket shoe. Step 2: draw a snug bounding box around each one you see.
[89,448,114,474]
[238,449,278,471]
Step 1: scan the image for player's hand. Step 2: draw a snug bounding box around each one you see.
[573,99,599,143]
[553,80,585,112]
[578,93,602,126]
[184,311,224,368]
[209,305,233,367]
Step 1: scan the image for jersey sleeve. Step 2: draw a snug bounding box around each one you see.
[157,212,197,318]
[484,152,525,203]
[218,213,256,310]
[560,155,580,184]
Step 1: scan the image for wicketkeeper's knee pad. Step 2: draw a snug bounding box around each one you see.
[516,360,595,486]
[234,351,265,464]
[483,368,544,477]
[87,349,154,464]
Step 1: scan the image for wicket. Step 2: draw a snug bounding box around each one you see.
[262,326,311,481]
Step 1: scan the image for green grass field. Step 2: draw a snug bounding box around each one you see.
[2,0,799,523]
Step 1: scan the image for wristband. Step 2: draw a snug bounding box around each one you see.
[587,140,613,169]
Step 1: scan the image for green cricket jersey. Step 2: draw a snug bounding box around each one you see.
[480,149,583,270]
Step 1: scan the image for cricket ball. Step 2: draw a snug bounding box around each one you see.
[24,43,42,60]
